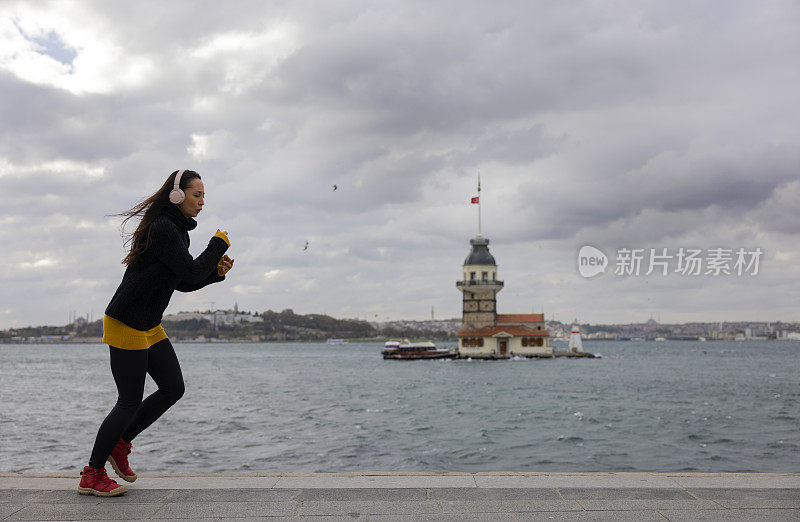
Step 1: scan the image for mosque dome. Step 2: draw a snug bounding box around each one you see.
[464,236,496,266]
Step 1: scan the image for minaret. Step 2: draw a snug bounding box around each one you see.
[457,174,504,330]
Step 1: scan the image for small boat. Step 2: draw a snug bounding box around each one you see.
[326,338,349,345]
[382,338,457,360]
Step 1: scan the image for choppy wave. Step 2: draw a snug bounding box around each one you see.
[1,340,799,473]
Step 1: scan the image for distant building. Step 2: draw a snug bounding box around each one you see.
[455,235,552,358]
[163,306,262,326]
[162,312,207,322]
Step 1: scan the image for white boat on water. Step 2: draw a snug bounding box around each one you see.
[382,338,457,360]
[326,338,349,345]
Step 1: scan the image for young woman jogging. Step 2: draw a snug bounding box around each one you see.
[78,170,234,497]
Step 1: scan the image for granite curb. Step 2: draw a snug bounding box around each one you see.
[2,473,798,521]
[2,472,799,490]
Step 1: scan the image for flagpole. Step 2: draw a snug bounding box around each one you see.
[477,173,482,237]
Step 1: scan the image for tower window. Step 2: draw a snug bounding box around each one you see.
[482,272,488,281]
[470,272,476,280]
[492,272,496,280]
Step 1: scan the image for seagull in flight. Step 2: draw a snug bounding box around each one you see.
[332,184,338,191]
[303,241,309,251]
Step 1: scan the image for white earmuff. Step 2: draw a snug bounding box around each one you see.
[169,170,186,204]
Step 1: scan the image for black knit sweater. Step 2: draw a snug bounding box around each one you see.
[105,205,230,331]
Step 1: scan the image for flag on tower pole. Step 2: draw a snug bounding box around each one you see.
[470,196,479,204]
[477,173,482,236]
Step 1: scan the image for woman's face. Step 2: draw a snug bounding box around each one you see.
[177,178,205,218]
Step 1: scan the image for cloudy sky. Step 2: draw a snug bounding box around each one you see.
[1,0,799,329]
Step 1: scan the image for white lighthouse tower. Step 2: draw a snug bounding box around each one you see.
[568,321,584,353]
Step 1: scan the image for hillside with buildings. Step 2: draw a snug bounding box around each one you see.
[0,307,460,343]
[2,308,798,345]
[546,319,800,341]
[3,315,799,344]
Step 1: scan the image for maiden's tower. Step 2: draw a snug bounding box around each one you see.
[456,177,553,358]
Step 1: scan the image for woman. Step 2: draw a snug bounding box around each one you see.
[78,170,234,497]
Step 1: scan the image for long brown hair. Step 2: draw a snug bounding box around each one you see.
[115,170,201,267]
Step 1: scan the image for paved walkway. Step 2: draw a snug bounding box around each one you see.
[1,472,798,520]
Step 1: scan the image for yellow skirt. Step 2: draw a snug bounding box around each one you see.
[102,315,168,350]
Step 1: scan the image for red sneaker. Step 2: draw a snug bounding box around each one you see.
[77,466,127,497]
[108,438,137,482]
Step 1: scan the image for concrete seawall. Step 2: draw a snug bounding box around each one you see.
[2,472,798,520]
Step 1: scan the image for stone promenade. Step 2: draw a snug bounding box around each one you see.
[1,472,798,521]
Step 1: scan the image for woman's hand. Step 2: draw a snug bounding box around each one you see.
[217,254,235,277]
[214,229,231,246]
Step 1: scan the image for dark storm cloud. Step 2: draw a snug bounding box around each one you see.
[0,72,187,163]
[524,146,799,241]
[266,3,664,135]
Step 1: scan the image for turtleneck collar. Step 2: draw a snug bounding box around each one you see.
[163,204,198,231]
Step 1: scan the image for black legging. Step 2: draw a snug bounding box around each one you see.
[88,338,185,468]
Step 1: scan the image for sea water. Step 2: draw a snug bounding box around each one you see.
[1,341,797,473]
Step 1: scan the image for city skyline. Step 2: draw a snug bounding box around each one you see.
[1,1,799,329]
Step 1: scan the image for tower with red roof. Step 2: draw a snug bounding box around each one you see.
[456,235,553,358]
